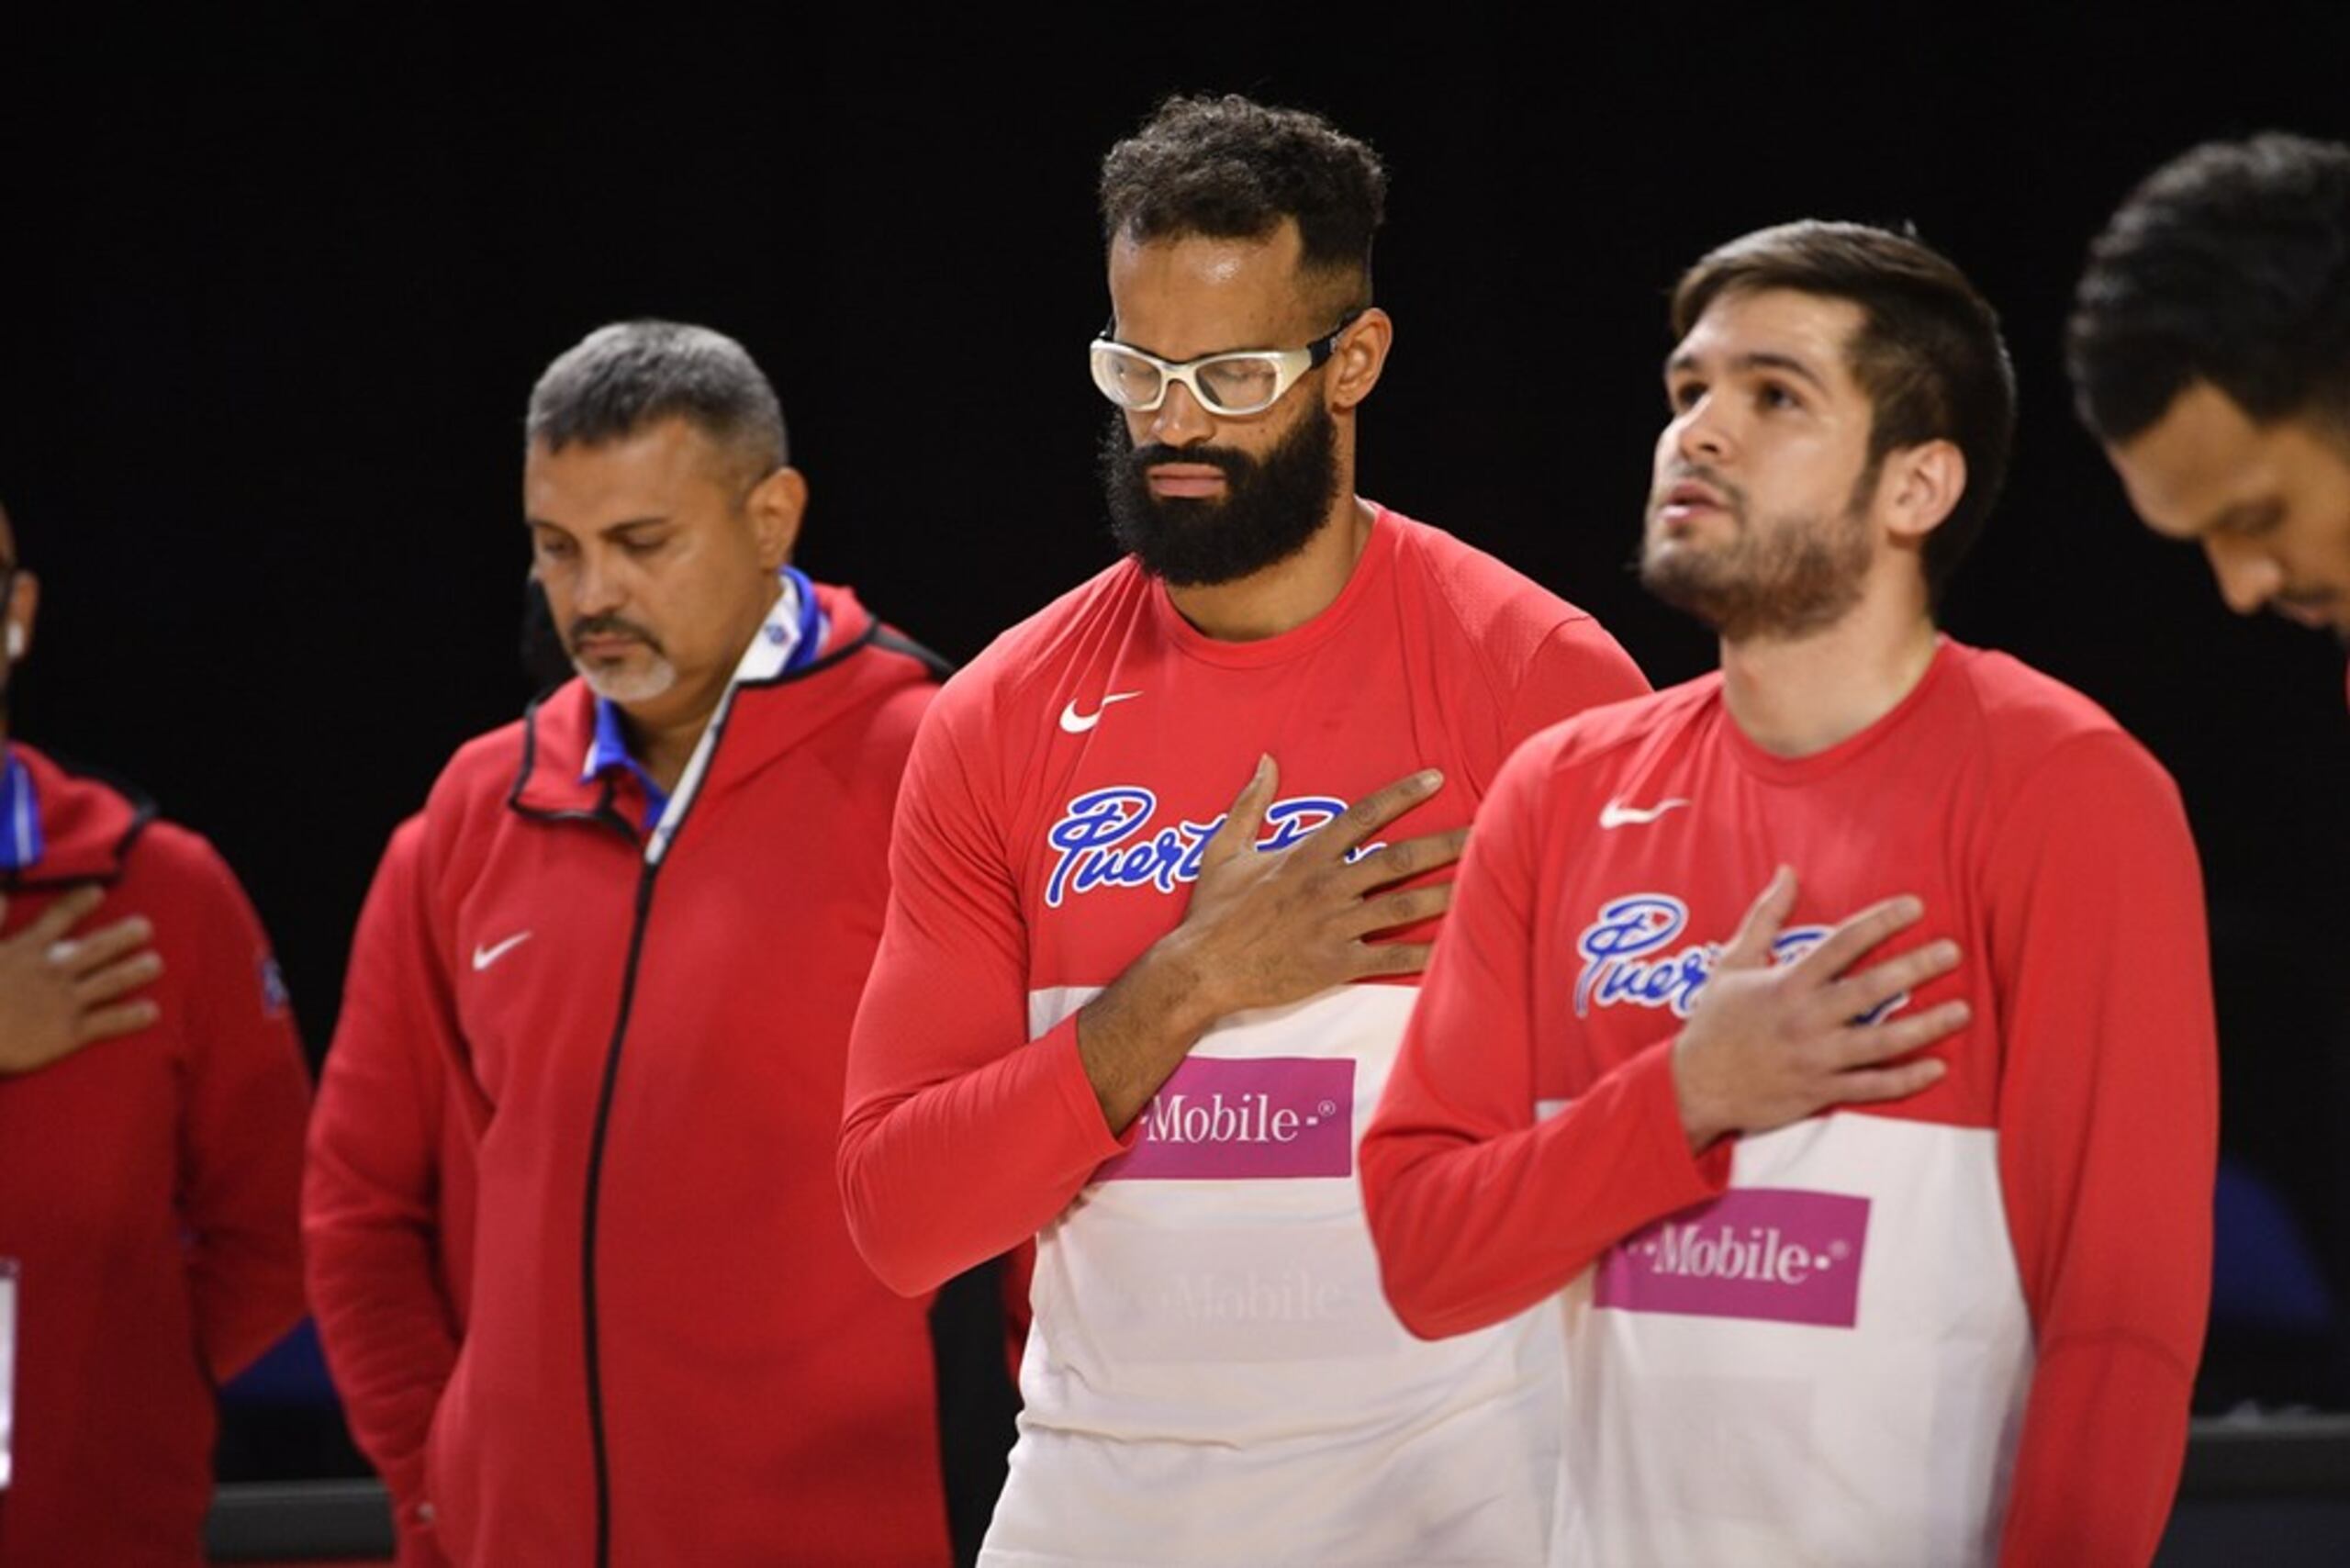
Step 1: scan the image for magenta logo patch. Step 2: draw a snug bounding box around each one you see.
[1095,1058,1354,1181]
[1595,1188,1869,1328]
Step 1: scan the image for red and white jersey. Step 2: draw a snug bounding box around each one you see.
[842,505,1649,1565]
[1362,639,2218,1566]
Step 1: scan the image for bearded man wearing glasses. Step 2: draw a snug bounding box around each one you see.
[841,94,1647,1565]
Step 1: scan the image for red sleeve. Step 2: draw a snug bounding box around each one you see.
[1500,617,1651,756]
[302,818,464,1560]
[839,686,1130,1297]
[175,837,312,1383]
[1986,735,2217,1565]
[1362,734,1729,1338]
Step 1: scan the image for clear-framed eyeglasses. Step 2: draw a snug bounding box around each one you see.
[1089,311,1362,417]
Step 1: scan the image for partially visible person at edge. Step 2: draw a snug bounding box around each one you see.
[2072,131,2350,704]
[301,582,565,1566]
[839,95,1649,1565]
[1362,222,2217,1565]
[0,498,310,1566]
[361,320,979,1564]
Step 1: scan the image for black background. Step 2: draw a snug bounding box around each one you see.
[6,7,2348,1426]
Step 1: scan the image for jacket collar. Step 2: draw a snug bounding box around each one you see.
[0,742,155,887]
[507,581,883,834]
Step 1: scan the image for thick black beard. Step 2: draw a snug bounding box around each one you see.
[1099,400,1340,588]
[1638,462,1878,642]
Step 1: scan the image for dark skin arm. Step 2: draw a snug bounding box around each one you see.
[1078,756,1463,1132]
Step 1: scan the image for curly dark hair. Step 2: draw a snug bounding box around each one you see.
[1672,221,2016,604]
[2068,132,2350,446]
[1098,95,1388,307]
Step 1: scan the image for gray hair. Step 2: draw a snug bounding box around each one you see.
[525,319,788,482]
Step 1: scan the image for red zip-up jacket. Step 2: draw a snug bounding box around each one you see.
[404,586,954,1566]
[0,745,309,1567]
[305,815,478,1567]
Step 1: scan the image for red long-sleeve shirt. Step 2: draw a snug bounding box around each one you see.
[0,745,309,1567]
[1361,641,2218,1566]
[842,507,1651,1562]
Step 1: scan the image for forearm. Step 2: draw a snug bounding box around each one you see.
[189,1077,309,1381]
[302,1112,461,1561]
[1073,931,1225,1131]
[1997,1336,2195,1565]
[1363,1038,1729,1339]
[304,1213,460,1498]
[188,1234,307,1381]
[841,1014,1129,1295]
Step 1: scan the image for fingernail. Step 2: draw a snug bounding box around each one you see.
[1895,896,1924,920]
[1417,768,1443,790]
[1932,939,1960,964]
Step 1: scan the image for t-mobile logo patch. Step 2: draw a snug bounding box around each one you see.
[1095,1057,1355,1181]
[1595,1188,1870,1328]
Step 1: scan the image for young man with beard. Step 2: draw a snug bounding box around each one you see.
[1361,224,2219,1563]
[2071,133,2350,672]
[364,322,965,1565]
[840,95,1647,1563]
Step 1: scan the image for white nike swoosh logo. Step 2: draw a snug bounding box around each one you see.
[1058,691,1142,734]
[1599,798,1690,829]
[471,931,533,971]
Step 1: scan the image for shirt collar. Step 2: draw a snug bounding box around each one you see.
[579,696,666,830]
[577,567,830,830]
[0,747,44,873]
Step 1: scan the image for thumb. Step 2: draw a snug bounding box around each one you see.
[1718,866,1796,971]
[1200,755,1277,870]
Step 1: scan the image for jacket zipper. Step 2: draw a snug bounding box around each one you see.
[558,626,923,1562]
[582,854,661,1568]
